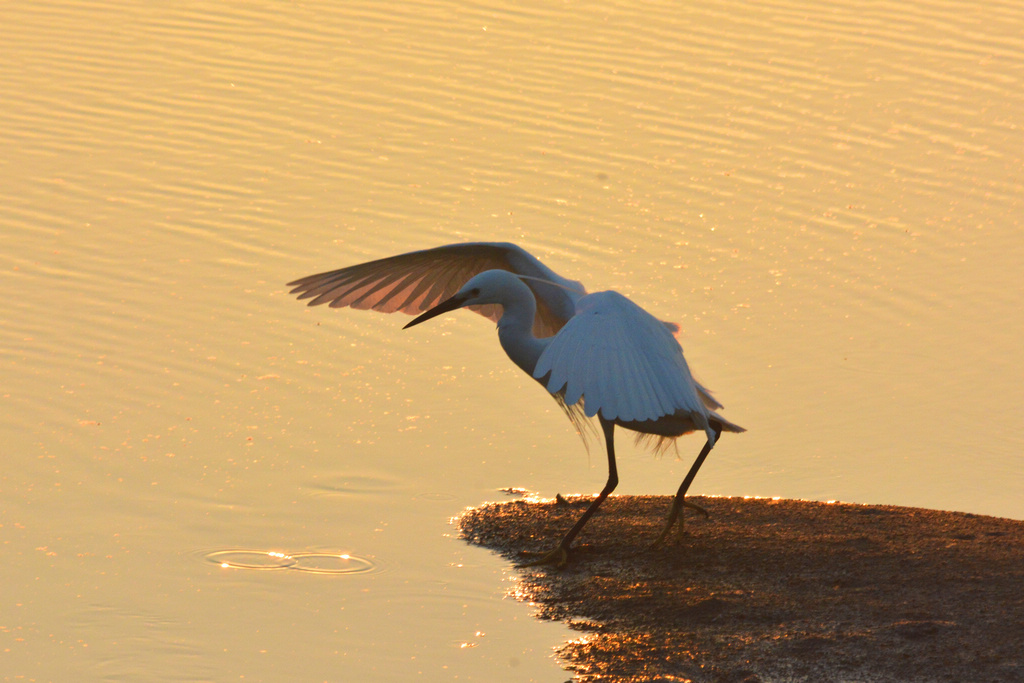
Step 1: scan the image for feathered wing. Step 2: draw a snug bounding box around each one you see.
[533,291,710,429]
[288,242,583,337]
[694,380,724,411]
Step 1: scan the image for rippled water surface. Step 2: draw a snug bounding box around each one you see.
[3,1,1022,680]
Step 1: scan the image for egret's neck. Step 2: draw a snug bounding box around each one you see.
[495,280,549,377]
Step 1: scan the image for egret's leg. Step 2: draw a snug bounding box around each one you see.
[650,422,723,548]
[520,418,618,568]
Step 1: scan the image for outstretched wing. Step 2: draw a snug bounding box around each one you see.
[288,242,584,337]
[533,291,708,426]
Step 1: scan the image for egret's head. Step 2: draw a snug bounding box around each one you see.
[403,270,522,329]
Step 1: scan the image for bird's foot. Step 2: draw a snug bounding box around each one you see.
[649,519,676,549]
[685,499,710,520]
[649,499,709,548]
[517,545,570,569]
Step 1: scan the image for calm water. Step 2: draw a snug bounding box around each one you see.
[3,0,1022,680]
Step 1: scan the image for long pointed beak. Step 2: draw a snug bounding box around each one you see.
[403,293,470,329]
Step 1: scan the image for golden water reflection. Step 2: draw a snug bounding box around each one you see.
[3,0,1022,680]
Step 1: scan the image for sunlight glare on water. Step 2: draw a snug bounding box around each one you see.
[2,0,1022,680]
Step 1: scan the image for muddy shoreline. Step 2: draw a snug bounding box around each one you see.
[459,495,1024,682]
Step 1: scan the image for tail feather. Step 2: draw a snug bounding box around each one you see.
[709,411,745,434]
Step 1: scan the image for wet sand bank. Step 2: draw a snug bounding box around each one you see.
[460,496,1024,682]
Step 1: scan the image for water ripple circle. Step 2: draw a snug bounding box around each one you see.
[203,549,378,575]
[205,550,298,570]
[291,552,377,575]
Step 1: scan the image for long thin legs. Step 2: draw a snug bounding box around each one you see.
[521,418,618,567]
[651,421,724,547]
[524,419,724,565]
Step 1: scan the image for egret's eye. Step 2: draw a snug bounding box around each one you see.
[470,288,480,296]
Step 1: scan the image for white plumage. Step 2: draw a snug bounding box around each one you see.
[535,291,712,434]
[289,242,743,566]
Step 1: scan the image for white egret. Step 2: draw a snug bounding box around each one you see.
[288,242,743,566]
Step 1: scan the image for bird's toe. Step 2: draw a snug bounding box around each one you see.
[684,499,710,519]
[517,546,570,569]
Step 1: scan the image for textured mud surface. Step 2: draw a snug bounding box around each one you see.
[460,496,1024,682]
